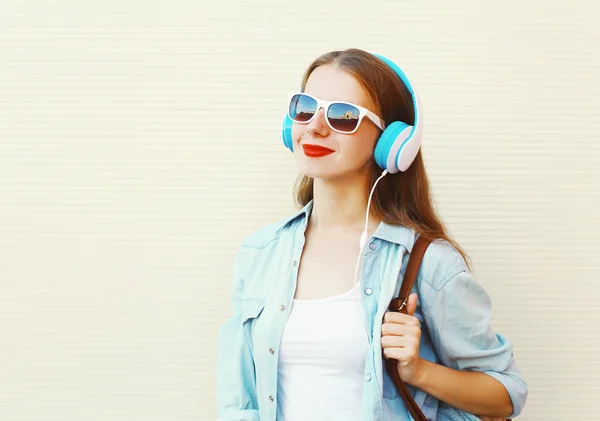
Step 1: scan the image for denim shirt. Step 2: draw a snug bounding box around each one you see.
[216,200,528,421]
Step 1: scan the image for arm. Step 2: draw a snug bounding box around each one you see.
[419,270,528,418]
[382,289,521,418]
[407,358,513,417]
[215,248,260,421]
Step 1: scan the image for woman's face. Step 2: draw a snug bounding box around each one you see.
[291,64,382,181]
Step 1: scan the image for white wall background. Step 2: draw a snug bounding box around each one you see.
[1,0,598,420]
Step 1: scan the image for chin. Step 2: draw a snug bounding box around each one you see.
[297,165,332,179]
[294,151,370,181]
[298,163,362,182]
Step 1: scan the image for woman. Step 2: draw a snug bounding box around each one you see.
[216,48,527,421]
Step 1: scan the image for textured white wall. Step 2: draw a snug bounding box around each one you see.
[1,1,598,420]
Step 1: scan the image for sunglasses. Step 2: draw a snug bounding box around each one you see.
[287,93,385,134]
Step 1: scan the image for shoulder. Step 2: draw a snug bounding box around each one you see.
[376,222,470,290]
[416,236,470,291]
[239,218,289,250]
[409,236,476,317]
[232,205,309,299]
[239,202,311,250]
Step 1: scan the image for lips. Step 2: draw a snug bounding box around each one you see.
[302,144,335,157]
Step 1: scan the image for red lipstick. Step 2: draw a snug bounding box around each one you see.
[302,144,335,157]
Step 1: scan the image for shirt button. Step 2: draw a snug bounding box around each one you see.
[280,304,286,311]
[269,348,275,355]
[369,242,377,250]
[366,373,372,382]
[268,395,274,402]
[292,260,298,267]
[364,287,373,296]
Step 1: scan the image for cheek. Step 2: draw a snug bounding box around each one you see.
[291,123,304,146]
[342,134,378,162]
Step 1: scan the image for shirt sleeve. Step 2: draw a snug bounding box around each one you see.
[423,269,528,418]
[215,248,261,421]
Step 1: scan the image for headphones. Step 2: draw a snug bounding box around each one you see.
[280,52,423,174]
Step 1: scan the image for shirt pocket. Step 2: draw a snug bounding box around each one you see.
[241,298,265,357]
[241,298,265,324]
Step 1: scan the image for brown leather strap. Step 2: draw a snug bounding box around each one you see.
[386,234,432,421]
[386,358,426,420]
[385,235,512,421]
[388,235,432,315]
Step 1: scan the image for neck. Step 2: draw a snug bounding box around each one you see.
[309,171,381,234]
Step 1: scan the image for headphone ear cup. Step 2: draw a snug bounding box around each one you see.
[281,114,294,152]
[374,121,413,173]
[396,122,423,172]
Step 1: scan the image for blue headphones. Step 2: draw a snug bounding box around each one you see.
[281,53,423,174]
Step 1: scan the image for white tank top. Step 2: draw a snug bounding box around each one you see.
[276,283,369,421]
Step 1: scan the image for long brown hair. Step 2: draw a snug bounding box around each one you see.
[293,48,472,270]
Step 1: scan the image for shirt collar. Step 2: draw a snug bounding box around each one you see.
[274,200,313,232]
[281,199,417,252]
[372,220,417,252]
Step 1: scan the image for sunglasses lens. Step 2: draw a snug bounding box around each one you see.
[289,94,317,123]
[328,102,360,133]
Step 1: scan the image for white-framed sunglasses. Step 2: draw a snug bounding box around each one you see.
[287,92,385,134]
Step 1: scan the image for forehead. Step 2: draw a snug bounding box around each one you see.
[304,64,376,111]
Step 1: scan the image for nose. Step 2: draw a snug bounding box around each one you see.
[306,107,330,137]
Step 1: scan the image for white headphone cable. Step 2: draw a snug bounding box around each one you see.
[354,169,388,336]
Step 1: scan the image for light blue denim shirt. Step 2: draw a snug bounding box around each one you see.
[216,200,527,420]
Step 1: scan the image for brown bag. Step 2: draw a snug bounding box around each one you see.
[385,235,511,421]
